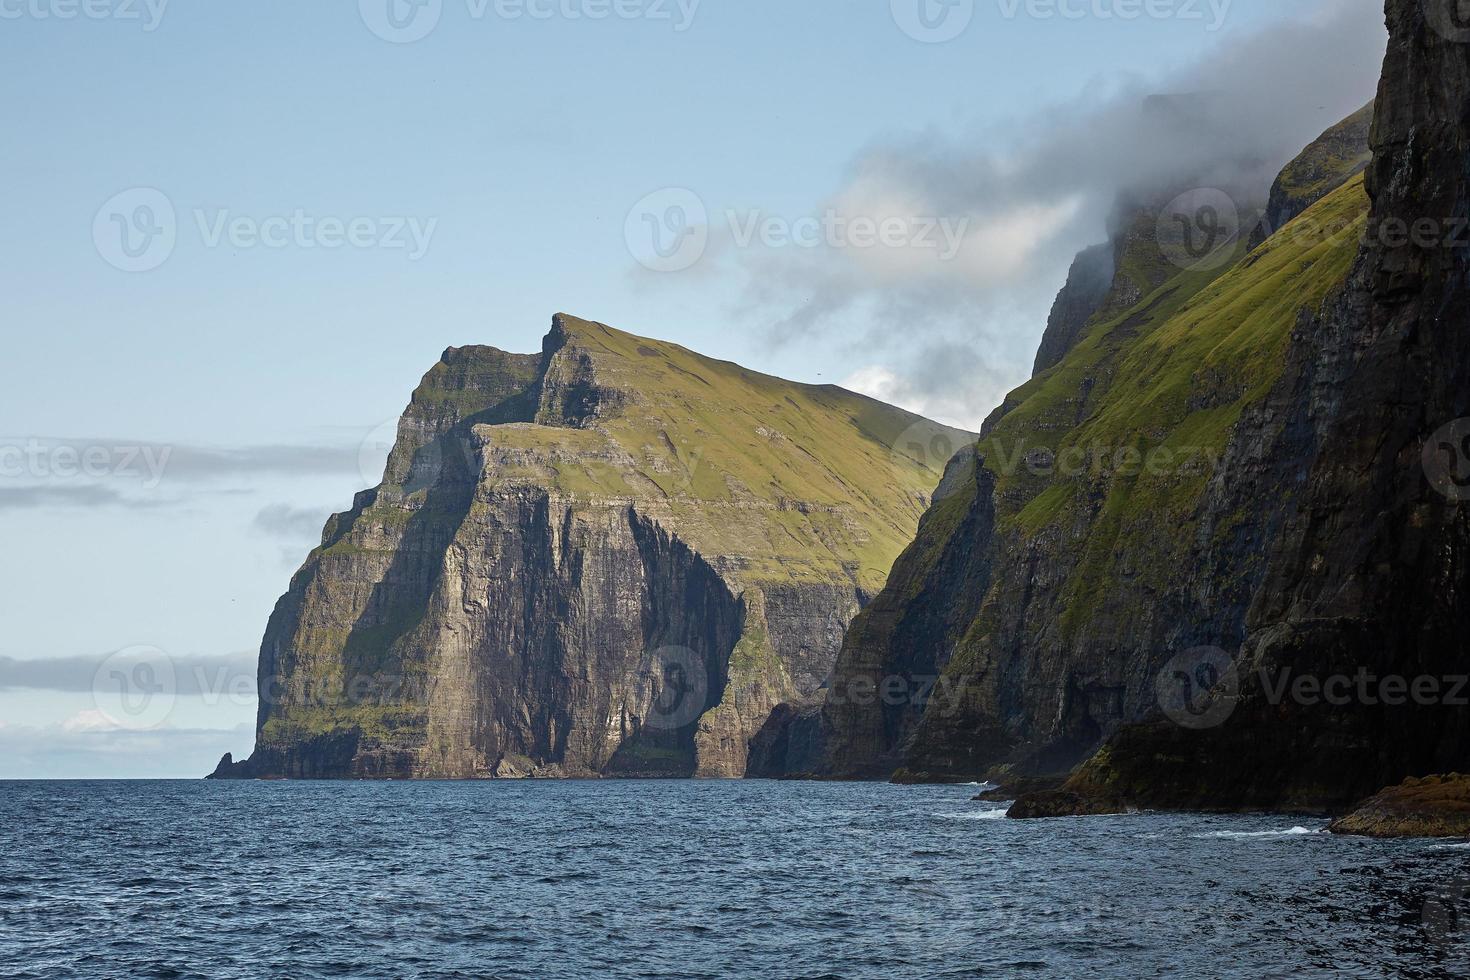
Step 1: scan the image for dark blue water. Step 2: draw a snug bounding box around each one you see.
[2,780,1468,979]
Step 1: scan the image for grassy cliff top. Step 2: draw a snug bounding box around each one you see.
[467,314,975,594]
[1274,102,1374,205]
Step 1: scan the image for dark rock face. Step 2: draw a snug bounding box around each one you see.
[746,699,826,779]
[790,447,996,781]
[1032,243,1114,375]
[840,186,1328,786]
[214,314,970,781]
[1330,775,1470,839]
[971,775,1065,802]
[1057,0,1470,813]
[763,4,1438,804]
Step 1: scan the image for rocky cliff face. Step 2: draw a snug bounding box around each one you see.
[1054,0,1470,812]
[214,315,970,780]
[753,73,1386,785]
[1032,243,1114,376]
[762,0,1469,813]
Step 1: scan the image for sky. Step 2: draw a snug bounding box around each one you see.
[0,0,1387,777]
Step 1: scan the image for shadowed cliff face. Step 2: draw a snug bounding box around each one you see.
[1060,0,1470,812]
[217,314,972,780]
[754,36,1395,787]
[769,0,1469,810]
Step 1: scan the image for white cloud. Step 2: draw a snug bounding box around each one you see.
[0,720,255,779]
[714,0,1387,429]
[59,709,123,734]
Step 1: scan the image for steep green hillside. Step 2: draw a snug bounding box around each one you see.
[973,176,1367,642]
[806,171,1370,782]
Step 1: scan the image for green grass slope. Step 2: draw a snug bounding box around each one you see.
[851,176,1373,780]
[919,176,1369,743]
[477,315,974,594]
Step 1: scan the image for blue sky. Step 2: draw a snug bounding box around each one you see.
[0,0,1385,776]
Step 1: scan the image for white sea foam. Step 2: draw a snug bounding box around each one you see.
[936,807,1012,821]
[1197,826,1323,839]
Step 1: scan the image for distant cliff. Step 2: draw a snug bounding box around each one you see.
[213,315,970,780]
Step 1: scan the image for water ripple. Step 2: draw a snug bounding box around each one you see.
[2,781,1469,978]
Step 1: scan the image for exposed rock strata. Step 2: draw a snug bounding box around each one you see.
[752,48,1391,792]
[213,315,970,780]
[1040,0,1470,814]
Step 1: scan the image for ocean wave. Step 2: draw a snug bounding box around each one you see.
[935,808,1011,821]
[1196,826,1323,839]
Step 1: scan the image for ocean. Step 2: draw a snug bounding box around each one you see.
[3,779,1467,978]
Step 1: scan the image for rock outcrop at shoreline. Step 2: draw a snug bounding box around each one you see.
[1330,776,1470,839]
